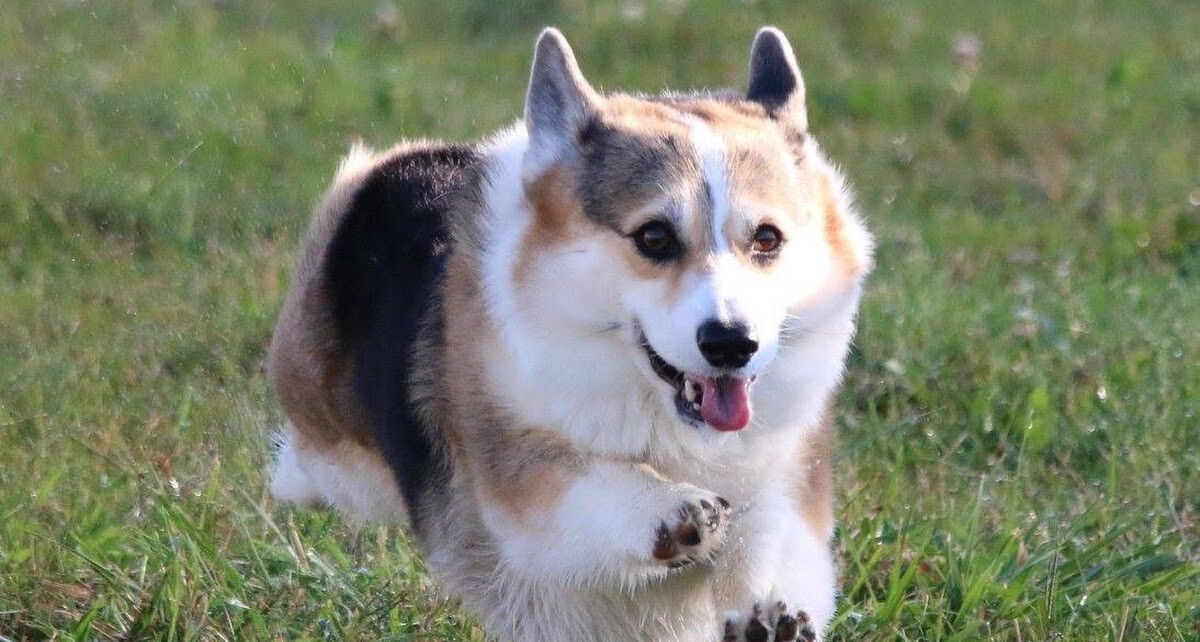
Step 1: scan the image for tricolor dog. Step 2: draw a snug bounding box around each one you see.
[267,26,872,642]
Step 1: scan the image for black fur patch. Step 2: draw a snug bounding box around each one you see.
[747,39,799,113]
[324,144,479,533]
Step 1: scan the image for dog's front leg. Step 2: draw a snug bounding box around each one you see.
[717,525,834,642]
[472,427,733,588]
[716,489,836,641]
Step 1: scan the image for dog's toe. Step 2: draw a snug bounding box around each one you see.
[744,603,771,642]
[795,611,816,642]
[772,601,798,641]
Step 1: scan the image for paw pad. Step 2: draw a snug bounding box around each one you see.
[651,495,730,568]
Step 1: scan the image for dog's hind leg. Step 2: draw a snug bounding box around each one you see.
[269,424,322,508]
[269,423,408,524]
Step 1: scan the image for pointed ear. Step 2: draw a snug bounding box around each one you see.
[524,28,599,171]
[746,27,808,131]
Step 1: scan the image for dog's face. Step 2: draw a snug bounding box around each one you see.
[509,29,871,435]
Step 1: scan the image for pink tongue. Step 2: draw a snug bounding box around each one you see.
[699,376,751,431]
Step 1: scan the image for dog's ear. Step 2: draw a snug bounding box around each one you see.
[524,28,599,174]
[746,27,808,132]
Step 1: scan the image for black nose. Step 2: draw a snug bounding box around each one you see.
[696,319,758,369]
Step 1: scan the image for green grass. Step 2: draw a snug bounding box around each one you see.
[1,1,1197,640]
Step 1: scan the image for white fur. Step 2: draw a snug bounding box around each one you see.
[270,425,407,523]
[270,427,320,506]
[726,476,839,631]
[483,461,726,589]
[687,116,732,254]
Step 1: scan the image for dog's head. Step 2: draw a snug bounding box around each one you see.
[507,28,871,435]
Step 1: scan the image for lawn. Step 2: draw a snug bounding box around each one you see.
[1,1,1196,640]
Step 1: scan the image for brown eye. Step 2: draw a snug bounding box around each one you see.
[751,224,783,254]
[633,221,683,262]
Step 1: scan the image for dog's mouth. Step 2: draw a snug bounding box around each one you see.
[637,328,755,432]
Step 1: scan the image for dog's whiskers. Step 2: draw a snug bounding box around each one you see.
[586,321,623,337]
[779,316,842,338]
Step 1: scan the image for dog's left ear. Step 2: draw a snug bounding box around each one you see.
[746,27,808,132]
[524,28,599,175]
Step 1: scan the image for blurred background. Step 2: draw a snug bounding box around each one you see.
[1,1,1196,640]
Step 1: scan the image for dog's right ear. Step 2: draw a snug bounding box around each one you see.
[524,28,599,176]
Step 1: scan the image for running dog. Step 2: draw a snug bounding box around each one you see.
[267,26,872,642]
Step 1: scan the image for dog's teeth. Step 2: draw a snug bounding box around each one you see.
[684,379,699,402]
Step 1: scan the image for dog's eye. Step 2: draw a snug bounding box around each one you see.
[751,224,784,255]
[633,221,683,262]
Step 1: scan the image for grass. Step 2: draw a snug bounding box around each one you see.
[1,0,1197,640]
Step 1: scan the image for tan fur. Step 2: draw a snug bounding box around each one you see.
[512,164,581,289]
[603,95,698,132]
[667,97,774,125]
[816,171,866,277]
[434,246,487,467]
[724,146,795,208]
[793,406,835,541]
[268,144,384,452]
[478,427,585,528]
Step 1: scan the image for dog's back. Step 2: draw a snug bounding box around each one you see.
[267,142,478,525]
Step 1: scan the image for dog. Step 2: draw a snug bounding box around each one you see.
[267,26,872,642]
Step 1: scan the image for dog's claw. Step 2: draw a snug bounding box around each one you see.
[722,618,739,642]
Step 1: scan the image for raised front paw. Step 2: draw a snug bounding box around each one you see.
[722,600,817,642]
[650,489,731,568]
